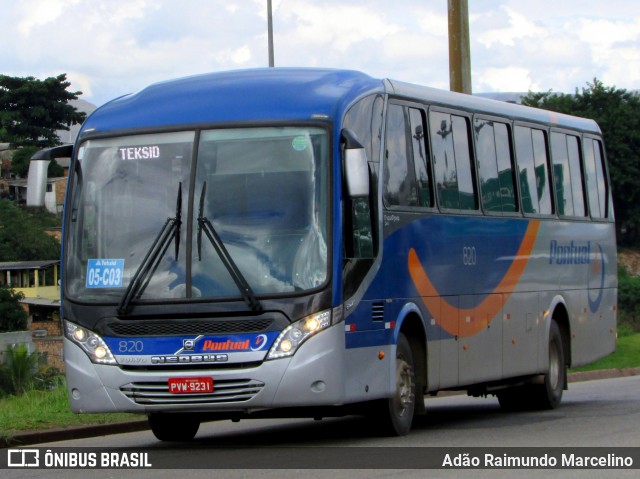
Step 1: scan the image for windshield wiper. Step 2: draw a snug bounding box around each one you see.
[117,183,182,315]
[197,182,263,312]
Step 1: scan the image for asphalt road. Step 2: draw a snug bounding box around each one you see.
[3,375,639,478]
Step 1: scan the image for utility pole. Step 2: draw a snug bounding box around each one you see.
[267,0,275,67]
[448,0,471,94]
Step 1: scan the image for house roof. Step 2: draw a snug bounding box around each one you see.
[20,297,61,307]
[0,260,60,271]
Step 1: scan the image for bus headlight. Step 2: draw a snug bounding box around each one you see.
[64,320,117,365]
[266,310,332,360]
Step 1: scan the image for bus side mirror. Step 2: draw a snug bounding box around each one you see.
[341,129,369,198]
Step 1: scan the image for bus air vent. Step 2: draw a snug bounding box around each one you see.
[372,302,385,321]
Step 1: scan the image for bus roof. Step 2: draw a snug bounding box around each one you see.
[80,68,601,136]
[81,68,384,134]
[387,79,602,134]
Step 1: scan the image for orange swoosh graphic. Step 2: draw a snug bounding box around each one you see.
[408,220,540,338]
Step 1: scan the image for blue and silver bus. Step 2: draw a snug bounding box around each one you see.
[53,68,616,440]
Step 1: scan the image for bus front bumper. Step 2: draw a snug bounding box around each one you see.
[64,323,347,414]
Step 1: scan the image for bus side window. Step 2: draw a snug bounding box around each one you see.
[342,94,383,163]
[495,122,517,212]
[551,132,574,216]
[409,109,433,207]
[383,104,419,207]
[342,95,383,262]
[551,132,586,217]
[476,118,518,213]
[584,138,608,219]
[515,126,553,215]
[476,118,501,212]
[567,135,586,217]
[431,111,477,210]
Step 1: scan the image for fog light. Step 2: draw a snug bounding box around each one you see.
[305,318,320,331]
[280,340,293,353]
[73,329,86,341]
[267,310,332,359]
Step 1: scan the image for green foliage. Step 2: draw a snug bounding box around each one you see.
[571,332,640,372]
[32,365,63,391]
[0,362,62,398]
[0,344,39,395]
[48,160,65,178]
[0,377,138,439]
[0,73,86,148]
[0,285,28,332]
[0,200,61,261]
[617,323,635,338]
[0,366,11,397]
[521,80,640,246]
[8,146,40,177]
[19,204,63,228]
[9,147,65,178]
[617,265,640,331]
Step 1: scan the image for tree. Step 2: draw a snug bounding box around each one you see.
[9,146,64,178]
[521,80,640,245]
[8,146,39,177]
[0,285,28,333]
[0,200,60,261]
[0,73,86,148]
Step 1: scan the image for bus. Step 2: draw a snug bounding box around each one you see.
[50,68,616,440]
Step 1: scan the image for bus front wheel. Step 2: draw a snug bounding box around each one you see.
[148,413,200,442]
[372,332,416,436]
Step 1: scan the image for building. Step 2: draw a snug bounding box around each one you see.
[0,260,63,369]
[2,175,67,214]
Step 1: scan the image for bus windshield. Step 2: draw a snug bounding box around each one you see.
[65,127,329,304]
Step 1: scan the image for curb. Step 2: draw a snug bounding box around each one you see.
[2,368,638,448]
[1,420,149,448]
[567,366,640,383]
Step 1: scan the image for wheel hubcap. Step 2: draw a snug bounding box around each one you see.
[394,359,414,417]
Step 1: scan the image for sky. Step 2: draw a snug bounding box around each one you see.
[2,0,640,107]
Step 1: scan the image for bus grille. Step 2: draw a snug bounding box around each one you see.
[120,379,265,405]
[106,319,273,337]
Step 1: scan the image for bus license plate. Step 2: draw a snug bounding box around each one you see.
[168,377,214,394]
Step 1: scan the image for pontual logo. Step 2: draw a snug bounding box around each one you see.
[549,240,591,265]
[202,339,251,352]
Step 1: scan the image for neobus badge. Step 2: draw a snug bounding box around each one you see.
[118,146,161,161]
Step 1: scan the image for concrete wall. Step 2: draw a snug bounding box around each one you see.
[0,331,34,364]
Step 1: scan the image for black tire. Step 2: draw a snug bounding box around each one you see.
[529,320,566,409]
[148,413,200,442]
[496,387,524,411]
[373,332,416,436]
[497,321,566,411]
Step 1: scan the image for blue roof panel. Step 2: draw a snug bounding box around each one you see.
[81,68,384,134]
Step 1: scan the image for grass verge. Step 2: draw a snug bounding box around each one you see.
[570,332,640,372]
[0,380,139,441]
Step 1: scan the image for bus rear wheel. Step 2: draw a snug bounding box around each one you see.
[529,320,566,409]
[497,321,566,411]
[372,332,416,436]
[148,413,200,442]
